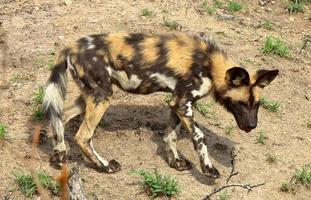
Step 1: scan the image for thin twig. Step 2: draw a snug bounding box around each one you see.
[299,36,311,54]
[203,182,266,200]
[226,151,238,184]
[204,152,265,199]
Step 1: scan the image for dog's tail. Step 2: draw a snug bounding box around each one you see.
[42,48,70,143]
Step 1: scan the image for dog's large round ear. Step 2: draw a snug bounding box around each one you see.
[255,69,279,88]
[225,67,250,87]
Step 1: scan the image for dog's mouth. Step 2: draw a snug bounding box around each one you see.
[237,123,252,133]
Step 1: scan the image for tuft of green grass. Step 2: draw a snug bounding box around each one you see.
[163,17,182,31]
[227,1,242,13]
[294,164,311,185]
[202,1,216,14]
[266,153,277,164]
[281,163,311,193]
[131,169,179,197]
[32,86,45,121]
[0,123,6,139]
[14,170,60,197]
[280,181,292,192]
[213,0,224,8]
[140,8,154,17]
[219,190,230,200]
[33,108,44,121]
[193,100,214,117]
[287,1,305,13]
[224,125,235,135]
[259,97,281,113]
[10,74,21,83]
[34,56,54,70]
[262,20,275,30]
[33,86,45,105]
[261,36,291,58]
[256,130,268,144]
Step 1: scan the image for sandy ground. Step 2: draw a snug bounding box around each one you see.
[0,0,311,199]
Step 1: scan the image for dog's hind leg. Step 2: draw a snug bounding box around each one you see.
[63,95,85,125]
[74,95,121,173]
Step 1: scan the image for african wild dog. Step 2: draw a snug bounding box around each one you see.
[43,32,279,178]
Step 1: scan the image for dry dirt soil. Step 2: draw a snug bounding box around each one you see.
[0,0,311,200]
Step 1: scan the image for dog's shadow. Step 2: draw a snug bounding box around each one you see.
[31,104,236,185]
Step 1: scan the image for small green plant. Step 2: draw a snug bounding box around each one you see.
[227,1,242,13]
[260,97,281,113]
[140,8,154,17]
[33,108,44,121]
[261,36,291,58]
[281,163,311,193]
[34,56,54,70]
[193,100,214,117]
[213,0,224,8]
[163,17,182,31]
[10,74,21,83]
[33,86,45,104]
[294,164,311,185]
[32,86,45,121]
[219,190,230,200]
[266,153,277,164]
[14,170,60,197]
[202,1,216,14]
[287,1,304,13]
[224,126,235,135]
[131,169,179,197]
[164,93,172,103]
[280,182,292,192]
[256,130,268,144]
[0,123,6,139]
[262,20,275,30]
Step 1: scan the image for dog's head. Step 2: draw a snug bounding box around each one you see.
[221,67,279,132]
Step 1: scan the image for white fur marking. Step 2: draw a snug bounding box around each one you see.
[106,66,112,76]
[85,36,95,49]
[191,77,212,98]
[185,102,193,117]
[150,73,176,90]
[108,67,142,90]
[164,123,181,160]
[66,55,77,77]
[90,140,109,166]
[194,126,212,167]
[43,83,64,114]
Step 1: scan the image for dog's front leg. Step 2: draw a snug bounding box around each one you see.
[169,99,220,179]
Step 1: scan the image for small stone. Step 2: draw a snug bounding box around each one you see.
[64,0,72,6]
[217,14,235,21]
[271,1,275,4]
[35,6,39,11]
[289,17,294,21]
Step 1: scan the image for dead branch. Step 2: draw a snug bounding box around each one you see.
[203,152,265,199]
[299,35,311,54]
[226,151,238,184]
[203,183,266,200]
[68,165,87,200]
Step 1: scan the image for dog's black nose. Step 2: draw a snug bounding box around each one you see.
[248,123,257,129]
